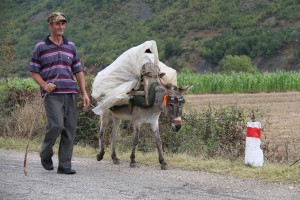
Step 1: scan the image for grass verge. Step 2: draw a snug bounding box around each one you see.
[0,136,299,185]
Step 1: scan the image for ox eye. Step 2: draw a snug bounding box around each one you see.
[178,97,185,102]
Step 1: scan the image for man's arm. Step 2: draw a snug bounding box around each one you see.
[31,72,56,93]
[75,71,90,108]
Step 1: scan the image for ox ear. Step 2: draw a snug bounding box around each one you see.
[179,85,193,93]
[154,85,165,108]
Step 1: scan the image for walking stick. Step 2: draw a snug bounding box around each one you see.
[290,158,300,167]
[23,74,59,176]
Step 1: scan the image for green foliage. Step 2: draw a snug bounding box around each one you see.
[0,78,38,114]
[164,38,183,59]
[173,105,259,159]
[178,70,300,94]
[201,27,300,65]
[0,78,39,134]
[275,0,300,20]
[75,106,99,147]
[0,20,21,77]
[75,75,99,147]
[105,105,261,161]
[1,0,300,75]
[220,55,258,73]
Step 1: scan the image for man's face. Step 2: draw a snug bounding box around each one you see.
[49,21,66,36]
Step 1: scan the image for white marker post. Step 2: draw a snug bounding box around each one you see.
[245,122,264,167]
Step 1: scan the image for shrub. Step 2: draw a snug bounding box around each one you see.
[0,78,40,136]
[164,38,183,59]
[110,105,264,161]
[0,78,38,114]
[160,105,263,160]
[75,75,100,147]
[219,55,258,73]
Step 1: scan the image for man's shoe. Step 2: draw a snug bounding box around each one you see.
[41,158,54,170]
[57,167,76,175]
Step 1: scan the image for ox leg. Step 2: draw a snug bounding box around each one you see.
[151,121,168,170]
[96,111,110,161]
[111,116,121,164]
[130,123,140,168]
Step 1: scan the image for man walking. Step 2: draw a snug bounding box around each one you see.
[29,12,90,174]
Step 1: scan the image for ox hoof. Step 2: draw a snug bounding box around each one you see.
[113,159,120,165]
[161,164,168,170]
[96,154,103,161]
[130,162,139,168]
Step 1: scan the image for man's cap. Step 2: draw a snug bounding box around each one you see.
[47,12,68,23]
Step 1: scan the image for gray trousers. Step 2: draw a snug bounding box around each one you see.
[40,93,77,169]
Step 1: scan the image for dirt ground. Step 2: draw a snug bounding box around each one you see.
[185,91,300,163]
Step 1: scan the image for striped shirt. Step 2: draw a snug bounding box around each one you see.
[29,36,83,96]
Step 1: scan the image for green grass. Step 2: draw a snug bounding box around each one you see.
[3,70,300,97]
[1,136,299,185]
[0,78,38,92]
[178,70,300,94]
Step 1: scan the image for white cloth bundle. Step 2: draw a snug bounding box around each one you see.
[91,40,177,115]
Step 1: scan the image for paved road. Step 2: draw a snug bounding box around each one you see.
[0,149,299,200]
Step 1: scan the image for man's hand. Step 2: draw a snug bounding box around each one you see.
[82,93,90,108]
[75,71,90,108]
[43,83,56,93]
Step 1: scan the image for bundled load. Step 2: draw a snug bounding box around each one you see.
[91,40,177,115]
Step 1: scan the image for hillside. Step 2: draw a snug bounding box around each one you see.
[0,0,300,77]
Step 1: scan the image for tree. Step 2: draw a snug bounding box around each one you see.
[0,21,18,77]
[164,38,183,59]
[219,55,257,73]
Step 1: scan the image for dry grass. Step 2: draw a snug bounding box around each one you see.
[2,92,46,138]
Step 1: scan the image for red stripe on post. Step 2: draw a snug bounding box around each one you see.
[247,127,261,138]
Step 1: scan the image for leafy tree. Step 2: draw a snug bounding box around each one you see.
[219,55,257,73]
[164,38,183,59]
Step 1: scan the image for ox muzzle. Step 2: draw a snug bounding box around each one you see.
[171,117,182,132]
